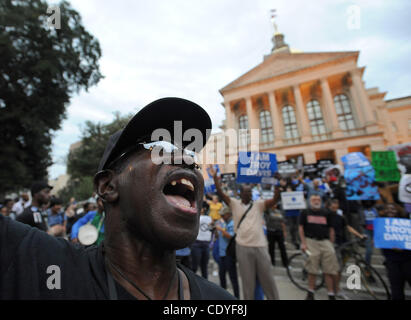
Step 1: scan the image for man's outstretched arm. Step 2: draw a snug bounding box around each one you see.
[264,185,281,211]
[208,166,231,206]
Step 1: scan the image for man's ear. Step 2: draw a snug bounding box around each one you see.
[94,170,119,203]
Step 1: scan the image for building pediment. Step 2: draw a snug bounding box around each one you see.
[220,51,359,93]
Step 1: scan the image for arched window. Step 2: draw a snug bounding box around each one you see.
[306,100,327,140]
[334,94,355,131]
[238,115,249,147]
[282,105,299,144]
[259,110,274,145]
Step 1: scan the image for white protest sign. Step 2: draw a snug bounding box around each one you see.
[281,191,307,210]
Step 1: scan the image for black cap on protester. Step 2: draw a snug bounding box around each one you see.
[30,181,53,196]
[98,97,212,171]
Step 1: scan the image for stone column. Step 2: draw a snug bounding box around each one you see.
[320,78,343,138]
[348,84,365,128]
[377,105,395,145]
[245,97,260,151]
[268,91,284,146]
[293,84,312,143]
[224,101,235,130]
[351,70,379,134]
[245,97,259,130]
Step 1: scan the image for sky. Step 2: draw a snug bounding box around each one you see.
[48,0,411,179]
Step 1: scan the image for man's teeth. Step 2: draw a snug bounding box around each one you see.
[170,178,194,191]
[180,178,194,191]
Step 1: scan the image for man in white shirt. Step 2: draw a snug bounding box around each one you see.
[191,204,213,279]
[210,166,281,300]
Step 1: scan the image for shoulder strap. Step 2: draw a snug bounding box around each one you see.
[237,201,254,231]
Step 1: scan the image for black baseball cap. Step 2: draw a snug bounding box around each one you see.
[30,181,53,195]
[98,97,212,171]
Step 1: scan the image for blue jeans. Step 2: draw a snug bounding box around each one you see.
[191,240,210,279]
[365,229,374,265]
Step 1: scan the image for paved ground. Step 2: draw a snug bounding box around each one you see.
[195,242,411,300]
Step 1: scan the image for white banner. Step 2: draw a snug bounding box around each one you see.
[281,191,307,210]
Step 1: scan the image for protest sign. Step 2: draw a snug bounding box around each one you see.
[341,152,370,169]
[281,191,307,210]
[277,160,298,177]
[344,165,380,200]
[374,218,411,250]
[371,151,401,182]
[221,173,236,182]
[399,174,411,203]
[316,159,334,170]
[303,163,318,175]
[204,164,220,194]
[204,178,216,194]
[237,152,277,184]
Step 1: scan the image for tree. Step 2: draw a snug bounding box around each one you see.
[67,112,131,180]
[58,113,132,203]
[0,0,103,196]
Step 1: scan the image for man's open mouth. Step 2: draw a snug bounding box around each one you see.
[163,173,198,214]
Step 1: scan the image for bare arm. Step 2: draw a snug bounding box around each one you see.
[329,227,335,244]
[299,225,307,252]
[282,221,287,239]
[264,185,281,211]
[215,225,233,239]
[209,166,231,206]
[347,225,365,239]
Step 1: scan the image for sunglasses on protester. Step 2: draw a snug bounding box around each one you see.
[106,140,201,170]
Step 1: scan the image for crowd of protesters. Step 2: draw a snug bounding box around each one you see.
[0,183,104,244]
[1,164,410,300]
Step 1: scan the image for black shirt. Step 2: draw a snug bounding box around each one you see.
[299,208,332,240]
[0,216,235,300]
[329,210,347,246]
[16,206,48,232]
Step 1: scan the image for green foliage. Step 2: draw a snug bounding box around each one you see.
[59,112,131,203]
[67,112,132,179]
[0,0,103,196]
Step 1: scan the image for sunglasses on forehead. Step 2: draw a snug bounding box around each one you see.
[107,140,201,170]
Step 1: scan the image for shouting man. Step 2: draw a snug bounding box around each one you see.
[0,98,234,300]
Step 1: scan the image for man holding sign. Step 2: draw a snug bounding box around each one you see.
[375,203,411,300]
[209,165,281,300]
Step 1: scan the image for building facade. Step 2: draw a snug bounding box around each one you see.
[209,31,411,175]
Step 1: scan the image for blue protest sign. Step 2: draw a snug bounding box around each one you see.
[237,152,277,184]
[204,164,220,194]
[341,152,370,169]
[204,178,216,194]
[344,165,380,200]
[206,164,220,178]
[374,218,411,250]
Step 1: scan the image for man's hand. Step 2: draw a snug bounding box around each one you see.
[208,165,217,178]
[301,242,307,252]
[48,224,65,236]
[71,238,79,243]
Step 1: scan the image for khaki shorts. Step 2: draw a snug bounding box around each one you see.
[305,238,339,276]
